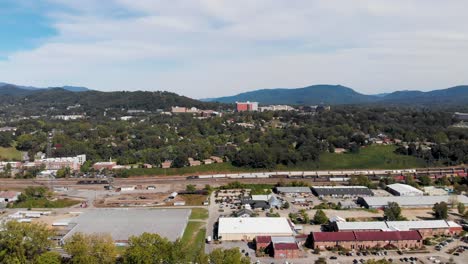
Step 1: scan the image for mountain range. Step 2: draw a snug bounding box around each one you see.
[203,84,468,106]
[0,82,90,95]
[2,81,468,107]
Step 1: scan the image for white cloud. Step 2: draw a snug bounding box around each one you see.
[0,0,468,98]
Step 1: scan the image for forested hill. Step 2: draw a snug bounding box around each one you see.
[204,84,468,106]
[204,85,377,105]
[0,86,224,113]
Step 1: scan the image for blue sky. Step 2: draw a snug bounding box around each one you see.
[0,0,467,98]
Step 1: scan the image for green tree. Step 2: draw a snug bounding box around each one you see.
[186,184,197,192]
[208,248,250,264]
[384,202,403,221]
[36,251,62,264]
[123,233,188,264]
[458,202,465,215]
[0,221,53,263]
[313,209,328,224]
[432,202,448,219]
[64,233,117,264]
[419,175,432,186]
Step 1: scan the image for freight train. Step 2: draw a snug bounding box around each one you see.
[186,167,467,182]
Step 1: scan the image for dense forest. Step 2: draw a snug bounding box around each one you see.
[2,106,468,174]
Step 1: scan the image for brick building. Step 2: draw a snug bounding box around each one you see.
[236,101,258,112]
[255,236,303,259]
[310,230,423,250]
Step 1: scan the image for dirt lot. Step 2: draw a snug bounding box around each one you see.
[95,192,177,207]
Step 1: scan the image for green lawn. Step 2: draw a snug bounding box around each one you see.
[126,162,262,177]
[314,145,427,170]
[10,198,81,208]
[189,208,209,220]
[181,221,206,259]
[125,145,428,177]
[0,147,22,161]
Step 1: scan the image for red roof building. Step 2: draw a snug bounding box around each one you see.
[273,242,301,259]
[255,236,272,250]
[311,231,423,250]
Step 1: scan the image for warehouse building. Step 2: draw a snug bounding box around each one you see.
[310,230,423,250]
[218,217,295,241]
[255,236,303,259]
[334,220,463,237]
[275,187,312,196]
[312,186,374,197]
[62,209,190,243]
[386,183,423,196]
[357,195,468,209]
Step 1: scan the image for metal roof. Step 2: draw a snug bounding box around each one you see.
[312,186,373,196]
[312,230,422,242]
[63,208,190,242]
[337,221,389,231]
[387,220,451,230]
[276,187,312,193]
[336,220,461,231]
[271,236,297,244]
[218,217,295,235]
[360,195,468,207]
[386,183,424,196]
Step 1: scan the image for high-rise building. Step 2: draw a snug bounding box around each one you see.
[236,101,258,112]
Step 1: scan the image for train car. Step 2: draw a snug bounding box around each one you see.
[270,174,288,179]
[212,174,226,179]
[186,175,199,180]
[198,175,213,179]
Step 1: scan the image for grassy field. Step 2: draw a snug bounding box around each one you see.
[181,221,206,259]
[180,194,208,206]
[314,145,427,170]
[0,147,22,161]
[10,198,81,208]
[189,208,209,220]
[125,145,428,176]
[126,162,262,177]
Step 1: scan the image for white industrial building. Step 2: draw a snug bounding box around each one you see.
[218,217,295,241]
[386,183,423,196]
[358,195,468,208]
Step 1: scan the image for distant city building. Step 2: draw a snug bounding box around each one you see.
[52,115,85,120]
[0,126,17,132]
[236,101,258,112]
[171,106,200,114]
[454,112,468,121]
[35,154,86,171]
[93,161,117,171]
[259,105,295,112]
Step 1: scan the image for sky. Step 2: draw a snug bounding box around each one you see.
[0,0,468,98]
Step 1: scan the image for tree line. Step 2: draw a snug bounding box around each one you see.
[0,221,250,264]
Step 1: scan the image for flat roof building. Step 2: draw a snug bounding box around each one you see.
[334,220,463,237]
[386,183,423,196]
[310,230,423,250]
[276,187,312,195]
[62,209,190,243]
[218,217,295,241]
[312,186,373,197]
[357,195,468,209]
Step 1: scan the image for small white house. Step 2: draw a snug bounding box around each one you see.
[0,191,21,203]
